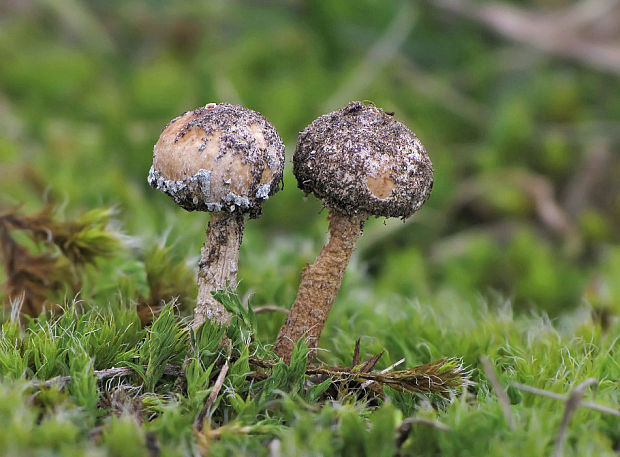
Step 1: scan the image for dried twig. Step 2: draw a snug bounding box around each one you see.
[562,140,613,217]
[359,352,385,374]
[396,416,450,452]
[512,382,619,416]
[194,422,282,455]
[427,0,620,75]
[194,343,232,431]
[269,439,281,457]
[360,358,404,388]
[552,378,599,457]
[480,356,515,430]
[351,339,361,368]
[34,364,183,390]
[250,356,470,396]
[253,305,289,315]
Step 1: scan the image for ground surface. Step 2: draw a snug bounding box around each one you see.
[0,1,619,455]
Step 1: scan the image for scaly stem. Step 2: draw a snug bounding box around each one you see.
[274,210,365,363]
[194,212,245,329]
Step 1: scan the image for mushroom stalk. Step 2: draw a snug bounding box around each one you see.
[194,211,246,329]
[149,103,285,331]
[273,101,432,364]
[274,210,365,363]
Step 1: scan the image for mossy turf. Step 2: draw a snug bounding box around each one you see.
[1,0,619,455]
[0,282,617,456]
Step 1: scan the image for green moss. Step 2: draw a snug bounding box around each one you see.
[0,0,619,454]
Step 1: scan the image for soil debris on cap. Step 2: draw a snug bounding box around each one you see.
[149,103,285,218]
[293,101,433,219]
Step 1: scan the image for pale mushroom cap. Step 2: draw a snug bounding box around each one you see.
[148,103,285,218]
[294,101,433,218]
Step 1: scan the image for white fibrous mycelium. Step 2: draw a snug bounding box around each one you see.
[148,167,226,212]
[148,167,274,213]
[255,183,271,200]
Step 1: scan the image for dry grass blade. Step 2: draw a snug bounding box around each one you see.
[480,356,515,430]
[358,351,384,373]
[33,365,183,390]
[253,305,289,315]
[396,416,450,451]
[401,417,450,432]
[194,423,281,456]
[360,358,405,388]
[9,291,25,322]
[351,339,361,368]
[269,439,281,457]
[512,382,619,416]
[427,0,620,75]
[552,378,599,457]
[194,343,232,431]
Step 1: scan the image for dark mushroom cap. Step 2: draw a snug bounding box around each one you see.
[148,103,285,218]
[293,101,433,218]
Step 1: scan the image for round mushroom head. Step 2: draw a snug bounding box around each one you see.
[148,103,285,218]
[293,101,433,219]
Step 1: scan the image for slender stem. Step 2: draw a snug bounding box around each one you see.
[34,365,183,389]
[274,209,365,363]
[194,212,245,328]
[480,356,515,430]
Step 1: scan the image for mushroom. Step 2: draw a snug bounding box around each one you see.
[273,101,433,363]
[148,103,285,328]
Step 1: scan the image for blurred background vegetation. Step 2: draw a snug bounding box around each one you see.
[0,0,619,335]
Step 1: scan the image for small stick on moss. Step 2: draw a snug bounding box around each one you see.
[512,382,619,416]
[400,417,450,432]
[253,305,289,315]
[552,378,599,457]
[194,343,232,431]
[249,356,469,396]
[34,365,183,390]
[360,358,405,388]
[194,422,283,455]
[395,417,450,455]
[351,339,361,367]
[480,356,515,430]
